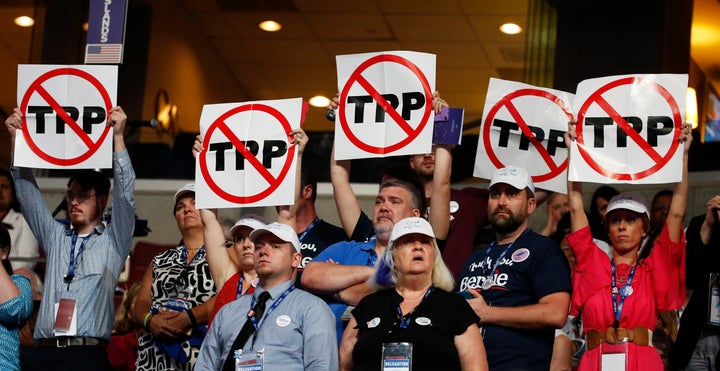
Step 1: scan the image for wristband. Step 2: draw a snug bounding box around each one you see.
[185,308,197,328]
[143,312,154,331]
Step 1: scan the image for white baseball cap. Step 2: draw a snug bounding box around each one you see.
[606,193,649,219]
[229,214,268,236]
[489,166,535,195]
[249,222,301,253]
[388,217,436,250]
[173,183,195,204]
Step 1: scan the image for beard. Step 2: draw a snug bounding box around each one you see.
[490,208,524,234]
[374,219,394,241]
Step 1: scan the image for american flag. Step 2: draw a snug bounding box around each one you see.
[85,44,123,64]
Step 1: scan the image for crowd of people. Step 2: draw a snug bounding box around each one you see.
[0,94,717,371]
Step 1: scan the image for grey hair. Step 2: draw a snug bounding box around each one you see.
[368,237,455,292]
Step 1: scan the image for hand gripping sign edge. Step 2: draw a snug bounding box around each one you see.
[482,88,573,182]
[338,53,433,155]
[199,103,296,205]
[20,67,113,166]
[575,76,681,181]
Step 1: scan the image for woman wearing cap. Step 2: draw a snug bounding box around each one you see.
[132,184,217,371]
[201,212,266,325]
[338,217,487,371]
[564,122,692,370]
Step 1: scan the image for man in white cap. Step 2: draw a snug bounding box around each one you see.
[195,222,337,371]
[457,165,571,370]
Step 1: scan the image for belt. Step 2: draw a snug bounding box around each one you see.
[586,327,651,350]
[37,336,107,348]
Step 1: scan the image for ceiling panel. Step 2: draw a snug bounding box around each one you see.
[403,42,492,68]
[321,40,404,57]
[243,39,330,65]
[376,0,464,15]
[293,0,380,14]
[386,14,477,43]
[459,0,529,15]
[467,15,527,43]
[305,14,393,41]
[208,37,253,63]
[225,12,315,40]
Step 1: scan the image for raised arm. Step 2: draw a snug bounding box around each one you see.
[330,141,362,238]
[565,122,589,232]
[276,128,308,230]
[108,106,136,260]
[666,123,693,243]
[700,196,720,245]
[428,144,451,240]
[192,136,239,289]
[199,208,236,289]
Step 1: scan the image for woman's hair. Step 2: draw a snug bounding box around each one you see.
[0,223,13,275]
[370,236,455,292]
[589,185,619,241]
[112,281,142,334]
[0,168,21,212]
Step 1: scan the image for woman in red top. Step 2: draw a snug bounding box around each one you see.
[564,121,691,370]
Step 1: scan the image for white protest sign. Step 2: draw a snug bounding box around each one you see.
[473,78,574,193]
[334,51,435,160]
[195,98,301,209]
[569,74,687,184]
[15,65,117,169]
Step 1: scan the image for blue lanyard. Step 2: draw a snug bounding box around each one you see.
[396,285,434,329]
[236,275,248,299]
[66,233,91,289]
[297,217,320,242]
[180,245,205,269]
[249,286,295,331]
[611,261,637,326]
[484,229,530,278]
[250,285,295,347]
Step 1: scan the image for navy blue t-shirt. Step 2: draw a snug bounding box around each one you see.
[457,229,571,370]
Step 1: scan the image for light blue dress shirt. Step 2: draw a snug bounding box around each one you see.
[195,280,338,371]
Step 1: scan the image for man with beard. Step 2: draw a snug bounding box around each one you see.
[457,166,571,370]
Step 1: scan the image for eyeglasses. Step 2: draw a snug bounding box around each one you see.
[65,191,96,204]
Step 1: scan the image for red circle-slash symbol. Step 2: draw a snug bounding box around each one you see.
[199,103,295,204]
[338,54,432,154]
[20,68,112,166]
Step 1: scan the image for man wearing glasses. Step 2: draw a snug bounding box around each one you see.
[5,106,136,370]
